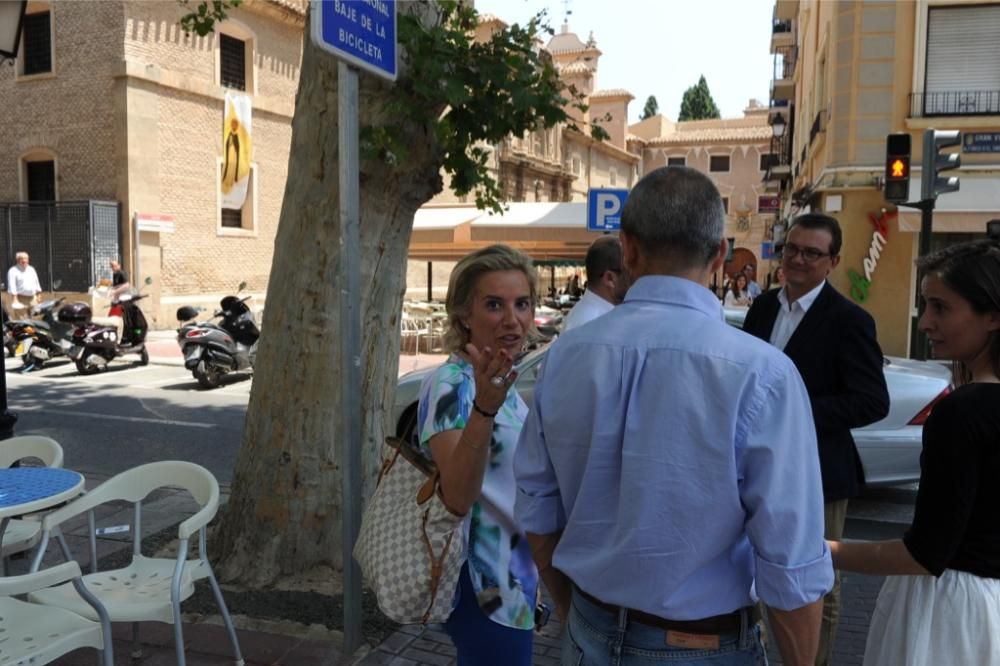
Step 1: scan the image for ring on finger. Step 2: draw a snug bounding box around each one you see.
[490,375,505,387]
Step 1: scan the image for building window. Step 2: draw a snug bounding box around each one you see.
[25,160,56,201]
[721,197,729,214]
[220,34,247,91]
[759,153,778,171]
[218,161,257,235]
[610,168,618,186]
[710,155,731,172]
[572,156,580,176]
[21,11,52,76]
[667,156,686,167]
[922,5,1000,116]
[221,208,242,228]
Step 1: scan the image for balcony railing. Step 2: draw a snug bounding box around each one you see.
[910,90,1000,117]
[809,109,826,145]
[773,46,797,80]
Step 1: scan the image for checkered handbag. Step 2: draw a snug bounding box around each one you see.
[353,436,465,624]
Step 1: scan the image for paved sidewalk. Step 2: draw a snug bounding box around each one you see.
[17,470,889,666]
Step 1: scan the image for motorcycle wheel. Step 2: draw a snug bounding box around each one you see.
[194,364,222,389]
[139,347,149,366]
[75,351,101,375]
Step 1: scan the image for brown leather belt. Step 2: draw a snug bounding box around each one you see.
[575,587,745,635]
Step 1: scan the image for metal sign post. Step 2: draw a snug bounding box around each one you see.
[337,59,363,655]
[311,0,397,656]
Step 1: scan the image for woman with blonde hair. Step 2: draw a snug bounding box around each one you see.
[415,244,539,664]
[830,240,1000,665]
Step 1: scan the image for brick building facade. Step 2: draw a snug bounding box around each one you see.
[0,0,304,325]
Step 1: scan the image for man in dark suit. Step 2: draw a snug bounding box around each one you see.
[743,213,889,666]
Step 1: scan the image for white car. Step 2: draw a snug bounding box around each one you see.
[393,309,951,487]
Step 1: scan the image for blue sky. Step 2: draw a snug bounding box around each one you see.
[474,0,776,123]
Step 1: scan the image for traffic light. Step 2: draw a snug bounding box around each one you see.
[884,133,911,203]
[921,129,961,201]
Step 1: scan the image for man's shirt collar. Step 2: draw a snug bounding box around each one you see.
[778,280,826,313]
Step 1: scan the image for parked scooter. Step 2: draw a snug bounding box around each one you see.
[176,282,259,389]
[67,285,151,374]
[10,297,82,369]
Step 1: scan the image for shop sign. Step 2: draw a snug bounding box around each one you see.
[758,196,781,214]
[962,132,1000,154]
[848,209,895,303]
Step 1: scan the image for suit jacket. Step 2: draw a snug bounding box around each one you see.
[743,283,890,502]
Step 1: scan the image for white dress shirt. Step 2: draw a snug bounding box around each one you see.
[7,264,42,296]
[562,289,614,331]
[770,280,826,350]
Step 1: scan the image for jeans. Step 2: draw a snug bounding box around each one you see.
[562,588,767,665]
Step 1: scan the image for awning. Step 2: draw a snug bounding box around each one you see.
[413,206,483,229]
[897,171,1000,233]
[474,202,587,227]
[409,202,609,262]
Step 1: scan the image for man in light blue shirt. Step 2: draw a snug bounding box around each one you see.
[514,166,832,665]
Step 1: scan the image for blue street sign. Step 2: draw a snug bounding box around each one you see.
[311,0,397,81]
[587,188,628,231]
[963,132,1000,154]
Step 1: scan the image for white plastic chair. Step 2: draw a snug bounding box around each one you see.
[0,434,64,469]
[400,314,430,367]
[0,560,114,665]
[1,435,65,563]
[28,461,245,666]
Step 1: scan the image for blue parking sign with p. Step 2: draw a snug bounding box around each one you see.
[587,189,628,231]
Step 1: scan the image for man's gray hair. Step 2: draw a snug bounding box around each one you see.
[620,166,725,267]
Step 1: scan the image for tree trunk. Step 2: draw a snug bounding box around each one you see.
[213,7,445,586]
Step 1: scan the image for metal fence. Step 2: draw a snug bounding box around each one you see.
[0,201,121,293]
[910,90,1000,117]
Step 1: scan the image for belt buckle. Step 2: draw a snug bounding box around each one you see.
[665,630,721,650]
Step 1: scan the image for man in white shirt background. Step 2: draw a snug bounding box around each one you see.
[562,236,628,331]
[6,251,43,310]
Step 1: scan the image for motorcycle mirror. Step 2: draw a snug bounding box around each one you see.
[237,281,247,293]
[144,276,153,286]
[52,279,62,290]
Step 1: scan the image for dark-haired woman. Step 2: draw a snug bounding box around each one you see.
[829,240,1000,665]
[724,272,751,307]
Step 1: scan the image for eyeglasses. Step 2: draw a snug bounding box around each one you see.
[781,242,832,263]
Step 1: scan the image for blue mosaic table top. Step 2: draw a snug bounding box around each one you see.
[0,467,84,511]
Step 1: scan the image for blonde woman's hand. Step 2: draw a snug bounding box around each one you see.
[465,343,518,414]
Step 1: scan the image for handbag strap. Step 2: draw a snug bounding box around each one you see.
[420,505,458,624]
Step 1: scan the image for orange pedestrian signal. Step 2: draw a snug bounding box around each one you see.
[884,133,911,204]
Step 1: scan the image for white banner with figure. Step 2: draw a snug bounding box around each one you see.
[221,91,253,209]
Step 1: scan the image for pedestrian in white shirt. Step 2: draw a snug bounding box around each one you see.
[563,236,629,331]
[7,252,42,310]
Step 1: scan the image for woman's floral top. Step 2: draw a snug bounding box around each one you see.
[417,354,538,630]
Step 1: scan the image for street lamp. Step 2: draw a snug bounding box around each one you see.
[0,0,27,64]
[0,1,24,441]
[770,113,787,138]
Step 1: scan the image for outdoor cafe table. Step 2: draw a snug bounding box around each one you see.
[0,467,85,559]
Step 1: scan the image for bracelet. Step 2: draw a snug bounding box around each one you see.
[472,400,498,418]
